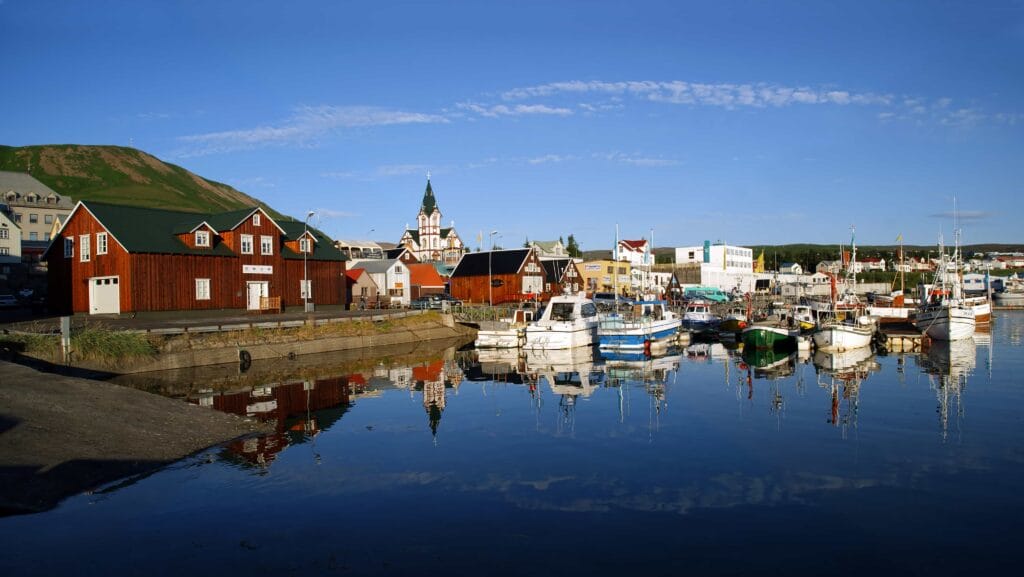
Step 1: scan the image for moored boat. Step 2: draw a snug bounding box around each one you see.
[681,299,721,333]
[741,324,799,351]
[912,232,976,341]
[597,299,682,352]
[523,292,600,350]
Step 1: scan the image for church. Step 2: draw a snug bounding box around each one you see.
[398,176,467,267]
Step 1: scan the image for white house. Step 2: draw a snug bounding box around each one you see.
[529,239,568,260]
[779,262,803,275]
[349,258,411,306]
[0,210,22,264]
[617,239,651,267]
[675,241,755,292]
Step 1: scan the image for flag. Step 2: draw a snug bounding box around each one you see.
[896,233,903,243]
[477,230,483,249]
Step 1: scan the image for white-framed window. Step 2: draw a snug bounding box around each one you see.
[96,232,108,255]
[195,230,210,247]
[394,264,403,274]
[195,278,211,300]
[0,248,8,256]
[299,237,311,253]
[29,232,37,240]
[300,279,311,299]
[0,228,7,240]
[253,213,261,227]
[64,237,74,258]
[79,234,90,262]
[240,234,254,254]
[260,235,273,255]
[44,214,53,224]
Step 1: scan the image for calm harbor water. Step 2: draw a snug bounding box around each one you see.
[3,314,1024,576]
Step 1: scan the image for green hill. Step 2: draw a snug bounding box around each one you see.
[0,144,276,216]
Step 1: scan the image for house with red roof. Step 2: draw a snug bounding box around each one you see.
[345,267,380,308]
[616,238,650,267]
[408,262,446,299]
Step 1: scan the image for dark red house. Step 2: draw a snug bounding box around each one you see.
[44,201,347,314]
[449,248,545,304]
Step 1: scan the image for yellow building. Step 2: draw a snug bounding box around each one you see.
[579,259,633,295]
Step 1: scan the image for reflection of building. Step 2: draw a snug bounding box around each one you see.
[193,376,352,467]
[412,358,463,438]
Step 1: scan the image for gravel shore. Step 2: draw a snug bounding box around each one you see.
[0,360,270,515]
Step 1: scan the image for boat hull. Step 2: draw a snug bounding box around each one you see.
[993,291,1024,307]
[524,323,598,350]
[742,326,798,351]
[914,306,976,341]
[812,323,874,352]
[597,317,681,351]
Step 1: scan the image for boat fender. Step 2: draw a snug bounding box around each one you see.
[239,349,252,373]
[643,339,652,357]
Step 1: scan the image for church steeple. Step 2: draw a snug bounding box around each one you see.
[420,175,437,215]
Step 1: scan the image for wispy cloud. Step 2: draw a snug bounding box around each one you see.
[315,208,359,219]
[929,210,991,221]
[375,164,432,177]
[229,176,276,189]
[456,102,574,118]
[500,80,892,109]
[527,154,574,165]
[594,151,679,167]
[175,105,449,157]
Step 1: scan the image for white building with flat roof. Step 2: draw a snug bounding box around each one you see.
[675,241,755,292]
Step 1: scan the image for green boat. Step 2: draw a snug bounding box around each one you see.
[741,325,799,351]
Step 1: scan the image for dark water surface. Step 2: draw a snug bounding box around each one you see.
[3,314,1024,576]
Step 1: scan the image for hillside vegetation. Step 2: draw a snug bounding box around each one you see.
[0,144,273,215]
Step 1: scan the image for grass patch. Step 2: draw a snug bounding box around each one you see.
[2,324,157,366]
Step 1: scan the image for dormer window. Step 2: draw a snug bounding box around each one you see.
[253,213,261,227]
[195,230,210,247]
[299,238,311,253]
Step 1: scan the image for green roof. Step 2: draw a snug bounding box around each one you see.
[47,201,345,261]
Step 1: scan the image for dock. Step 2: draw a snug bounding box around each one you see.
[878,322,927,352]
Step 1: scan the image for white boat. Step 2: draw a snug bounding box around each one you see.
[913,233,976,341]
[812,227,876,352]
[812,316,876,352]
[681,299,720,332]
[523,292,600,350]
[475,305,539,349]
[993,289,1024,307]
[597,299,682,352]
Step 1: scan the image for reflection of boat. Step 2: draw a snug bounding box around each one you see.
[741,347,797,379]
[597,299,682,351]
[919,337,977,439]
[523,293,600,350]
[475,348,524,377]
[523,347,604,398]
[812,346,875,374]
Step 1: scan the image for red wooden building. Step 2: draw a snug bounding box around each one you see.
[540,258,584,299]
[45,201,348,314]
[449,248,545,304]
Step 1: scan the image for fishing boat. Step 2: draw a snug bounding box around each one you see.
[523,292,600,350]
[597,299,682,352]
[681,299,720,333]
[993,279,1024,307]
[812,227,877,353]
[741,324,799,351]
[718,306,749,333]
[790,304,816,331]
[914,231,976,341]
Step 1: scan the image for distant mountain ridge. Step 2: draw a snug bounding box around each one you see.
[0,144,274,216]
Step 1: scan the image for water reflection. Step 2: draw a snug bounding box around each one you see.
[918,337,978,441]
[813,347,881,438]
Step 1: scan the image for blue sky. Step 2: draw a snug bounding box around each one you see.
[2,0,1022,250]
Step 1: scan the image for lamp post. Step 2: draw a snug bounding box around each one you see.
[304,210,315,313]
[488,230,498,306]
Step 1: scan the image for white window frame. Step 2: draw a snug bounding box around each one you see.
[260,235,273,255]
[79,234,90,262]
[240,234,254,255]
[300,279,312,299]
[64,237,74,258]
[299,237,311,253]
[96,232,108,255]
[0,228,7,240]
[0,248,8,256]
[195,278,211,300]
[195,230,210,247]
[253,213,261,227]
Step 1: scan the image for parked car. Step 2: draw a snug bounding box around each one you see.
[18,288,34,299]
[410,294,462,310]
[592,292,633,310]
[0,294,19,308]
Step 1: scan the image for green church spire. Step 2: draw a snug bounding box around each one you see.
[420,175,437,215]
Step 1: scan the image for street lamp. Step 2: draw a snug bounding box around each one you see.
[488,230,499,306]
[304,210,315,313]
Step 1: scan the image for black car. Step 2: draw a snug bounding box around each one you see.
[410,294,462,310]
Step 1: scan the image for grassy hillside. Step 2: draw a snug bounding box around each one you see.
[0,144,277,216]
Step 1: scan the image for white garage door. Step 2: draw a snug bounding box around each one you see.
[89,276,121,315]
